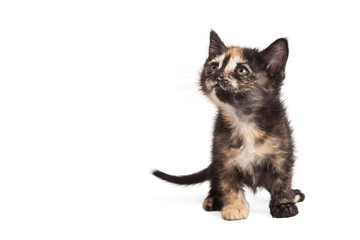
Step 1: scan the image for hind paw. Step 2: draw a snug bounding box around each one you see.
[293,189,305,203]
[203,196,222,211]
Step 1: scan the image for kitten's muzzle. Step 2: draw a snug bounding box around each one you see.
[206,74,227,91]
[214,73,224,82]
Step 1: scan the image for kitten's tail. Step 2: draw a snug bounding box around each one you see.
[152,168,209,185]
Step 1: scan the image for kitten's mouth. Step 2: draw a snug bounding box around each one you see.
[214,83,220,90]
[212,82,225,92]
[207,80,227,92]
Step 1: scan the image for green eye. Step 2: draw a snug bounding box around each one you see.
[210,63,219,71]
[236,67,249,76]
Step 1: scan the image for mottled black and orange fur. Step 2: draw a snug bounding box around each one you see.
[153,31,304,220]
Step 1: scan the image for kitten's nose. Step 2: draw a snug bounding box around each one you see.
[215,73,224,81]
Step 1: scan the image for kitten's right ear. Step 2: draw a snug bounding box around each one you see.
[209,30,226,58]
[261,38,289,77]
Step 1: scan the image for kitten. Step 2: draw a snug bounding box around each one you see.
[153,30,305,220]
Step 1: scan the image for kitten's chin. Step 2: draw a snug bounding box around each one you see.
[209,87,229,108]
[213,84,221,91]
[207,82,223,94]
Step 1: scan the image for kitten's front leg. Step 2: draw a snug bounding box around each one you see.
[221,190,249,220]
[219,168,249,221]
[267,171,299,218]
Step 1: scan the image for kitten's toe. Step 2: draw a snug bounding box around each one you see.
[270,202,298,218]
[221,204,249,221]
[203,196,222,211]
[293,189,305,203]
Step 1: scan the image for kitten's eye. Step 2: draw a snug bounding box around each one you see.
[210,63,219,72]
[236,67,249,76]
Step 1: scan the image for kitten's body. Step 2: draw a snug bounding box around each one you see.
[153,31,304,220]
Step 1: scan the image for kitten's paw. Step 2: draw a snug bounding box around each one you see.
[203,197,213,211]
[203,196,222,211]
[221,204,249,221]
[270,202,298,218]
[293,189,305,203]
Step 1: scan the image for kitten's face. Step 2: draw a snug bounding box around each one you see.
[200,31,289,113]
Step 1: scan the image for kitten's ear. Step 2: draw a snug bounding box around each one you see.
[261,38,289,77]
[209,30,226,58]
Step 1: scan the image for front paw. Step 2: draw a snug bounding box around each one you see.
[221,204,249,221]
[270,203,298,218]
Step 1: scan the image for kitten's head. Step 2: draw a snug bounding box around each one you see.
[200,30,289,114]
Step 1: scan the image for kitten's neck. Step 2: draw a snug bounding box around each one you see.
[218,96,282,133]
[219,105,253,127]
[218,106,265,146]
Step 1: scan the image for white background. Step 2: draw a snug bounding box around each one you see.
[1,0,359,239]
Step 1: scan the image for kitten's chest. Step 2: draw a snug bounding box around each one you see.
[220,116,277,171]
[227,140,264,171]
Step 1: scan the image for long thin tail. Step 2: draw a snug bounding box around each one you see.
[152,168,209,185]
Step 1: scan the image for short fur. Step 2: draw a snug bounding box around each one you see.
[153,30,304,220]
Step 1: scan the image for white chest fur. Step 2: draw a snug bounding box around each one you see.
[222,111,269,172]
[232,142,262,170]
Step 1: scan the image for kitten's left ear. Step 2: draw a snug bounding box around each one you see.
[261,38,289,77]
[209,30,226,58]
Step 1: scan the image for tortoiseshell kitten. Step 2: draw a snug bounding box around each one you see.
[153,30,305,220]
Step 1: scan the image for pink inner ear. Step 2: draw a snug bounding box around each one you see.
[262,38,288,77]
[267,59,281,76]
[268,49,287,76]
